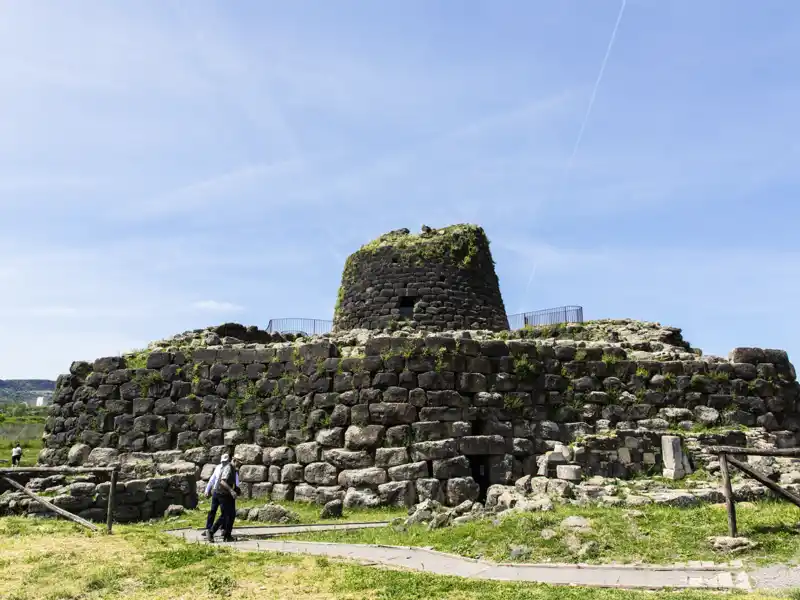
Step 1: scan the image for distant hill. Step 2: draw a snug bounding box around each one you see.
[0,380,56,403]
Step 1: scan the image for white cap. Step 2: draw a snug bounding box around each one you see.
[220,454,230,463]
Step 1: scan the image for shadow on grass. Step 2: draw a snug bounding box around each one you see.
[749,524,800,536]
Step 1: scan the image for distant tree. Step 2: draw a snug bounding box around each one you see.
[8,403,30,417]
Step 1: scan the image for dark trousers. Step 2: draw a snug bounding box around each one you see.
[11,456,20,466]
[205,493,220,530]
[210,493,235,538]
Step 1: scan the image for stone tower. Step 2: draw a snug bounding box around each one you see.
[333,224,509,332]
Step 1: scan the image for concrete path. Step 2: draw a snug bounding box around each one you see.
[166,523,754,591]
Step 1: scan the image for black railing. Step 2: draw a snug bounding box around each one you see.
[507,305,584,330]
[266,306,582,335]
[266,318,333,336]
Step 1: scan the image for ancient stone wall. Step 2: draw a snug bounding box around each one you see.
[38,332,800,511]
[333,225,509,332]
[0,472,196,522]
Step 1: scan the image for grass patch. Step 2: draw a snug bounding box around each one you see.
[0,436,42,467]
[172,496,408,529]
[283,501,800,567]
[0,516,789,600]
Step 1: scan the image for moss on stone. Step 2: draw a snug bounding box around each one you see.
[352,224,488,270]
[124,349,150,370]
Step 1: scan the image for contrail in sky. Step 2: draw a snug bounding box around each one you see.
[565,0,628,173]
[520,0,627,306]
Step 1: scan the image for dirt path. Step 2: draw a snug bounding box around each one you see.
[167,523,763,591]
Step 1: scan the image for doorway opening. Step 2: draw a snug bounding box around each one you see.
[398,296,416,318]
[466,455,491,502]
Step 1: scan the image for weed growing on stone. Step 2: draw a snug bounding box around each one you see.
[124,349,150,370]
[513,354,538,381]
[135,371,163,397]
[601,353,620,366]
[709,371,731,383]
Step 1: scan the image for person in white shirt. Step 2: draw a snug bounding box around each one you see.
[203,454,241,537]
[208,456,242,542]
[11,442,22,467]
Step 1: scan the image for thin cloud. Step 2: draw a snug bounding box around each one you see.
[126,160,303,219]
[190,300,244,312]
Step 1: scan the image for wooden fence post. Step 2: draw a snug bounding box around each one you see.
[718,452,737,537]
[107,469,118,534]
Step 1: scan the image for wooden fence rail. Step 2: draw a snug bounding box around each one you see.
[707,445,800,537]
[1,466,119,533]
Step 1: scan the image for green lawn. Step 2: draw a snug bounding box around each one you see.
[0,516,792,600]
[279,501,800,567]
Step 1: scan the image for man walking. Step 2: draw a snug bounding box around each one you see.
[208,456,241,543]
[204,454,235,538]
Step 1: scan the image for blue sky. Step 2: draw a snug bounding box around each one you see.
[1,1,799,379]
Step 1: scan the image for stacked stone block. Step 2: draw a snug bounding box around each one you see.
[0,472,196,522]
[333,225,509,332]
[39,337,800,512]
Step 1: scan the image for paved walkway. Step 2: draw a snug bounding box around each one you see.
[166,523,756,590]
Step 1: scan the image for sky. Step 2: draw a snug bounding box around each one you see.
[1,0,799,379]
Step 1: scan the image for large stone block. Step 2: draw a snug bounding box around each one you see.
[385,425,411,447]
[419,407,462,422]
[369,403,417,425]
[133,415,166,435]
[199,429,223,447]
[304,462,338,485]
[234,444,263,465]
[445,477,480,506]
[418,371,455,390]
[350,404,370,426]
[378,480,416,507]
[267,446,296,466]
[338,467,388,488]
[458,435,506,456]
[67,443,91,466]
[281,463,305,484]
[415,478,445,503]
[344,425,385,451]
[271,483,294,501]
[240,465,268,483]
[322,448,373,470]
[410,439,458,461]
[296,442,322,465]
[316,428,345,448]
[251,482,274,499]
[432,456,471,479]
[388,461,429,481]
[661,435,692,480]
[343,487,381,508]
[488,454,514,484]
[412,421,449,442]
[200,463,217,480]
[375,447,409,468]
[293,483,318,503]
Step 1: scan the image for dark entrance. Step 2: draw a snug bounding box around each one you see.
[466,455,491,502]
[398,296,416,318]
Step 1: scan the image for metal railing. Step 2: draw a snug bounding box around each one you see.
[507,305,584,330]
[266,306,582,335]
[266,318,333,336]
